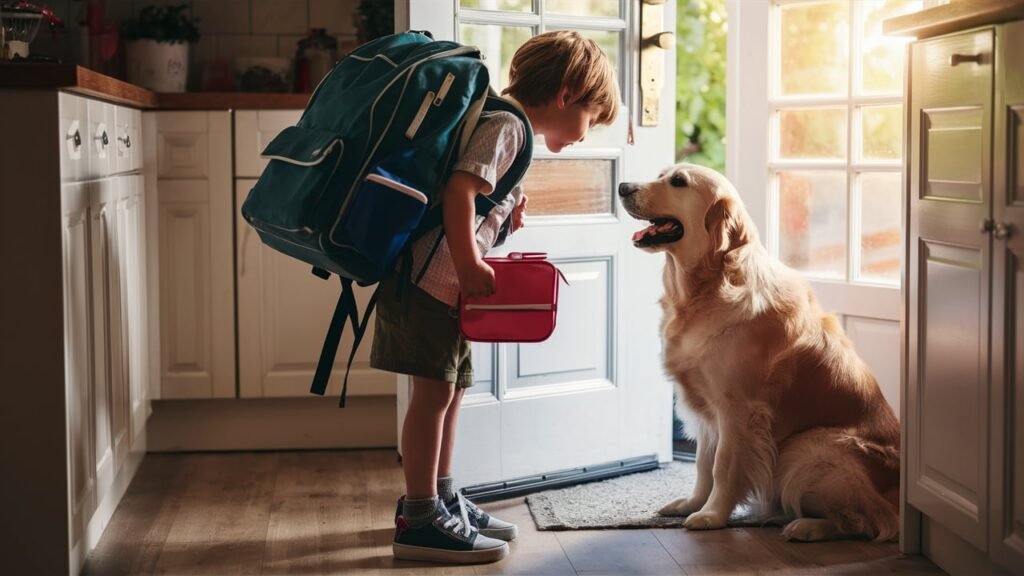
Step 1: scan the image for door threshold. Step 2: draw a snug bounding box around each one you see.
[460,454,659,502]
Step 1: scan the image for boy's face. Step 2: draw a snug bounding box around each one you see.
[542,96,602,154]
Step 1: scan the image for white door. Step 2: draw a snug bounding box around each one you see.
[727,0,923,415]
[396,0,677,487]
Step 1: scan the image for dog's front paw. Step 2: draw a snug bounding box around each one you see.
[657,497,704,517]
[782,518,835,542]
[683,510,728,530]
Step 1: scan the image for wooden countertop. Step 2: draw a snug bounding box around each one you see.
[0,63,311,109]
[884,0,1024,38]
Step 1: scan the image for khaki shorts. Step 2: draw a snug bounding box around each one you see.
[369,273,474,388]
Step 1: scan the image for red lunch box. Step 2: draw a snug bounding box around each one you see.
[458,252,568,343]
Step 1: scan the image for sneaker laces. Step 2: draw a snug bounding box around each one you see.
[441,493,473,538]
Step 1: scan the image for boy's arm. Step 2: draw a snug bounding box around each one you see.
[444,170,496,298]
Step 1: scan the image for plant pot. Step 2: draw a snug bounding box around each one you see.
[125,39,189,93]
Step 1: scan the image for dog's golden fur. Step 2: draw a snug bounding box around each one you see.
[620,163,900,542]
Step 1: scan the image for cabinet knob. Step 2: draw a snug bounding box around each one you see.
[66,129,82,148]
[118,134,132,149]
[981,219,994,234]
[949,53,983,67]
[994,222,1013,240]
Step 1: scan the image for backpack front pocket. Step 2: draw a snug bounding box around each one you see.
[242,125,345,249]
[339,167,428,268]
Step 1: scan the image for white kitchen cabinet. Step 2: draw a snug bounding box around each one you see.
[235,179,392,398]
[156,112,235,399]
[62,180,97,552]
[904,22,1024,576]
[234,110,302,177]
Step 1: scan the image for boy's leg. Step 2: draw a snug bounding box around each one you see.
[438,387,465,478]
[434,386,519,542]
[403,377,455,499]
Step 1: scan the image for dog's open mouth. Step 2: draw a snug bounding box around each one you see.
[632,218,684,247]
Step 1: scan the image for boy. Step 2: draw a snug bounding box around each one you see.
[370,30,619,564]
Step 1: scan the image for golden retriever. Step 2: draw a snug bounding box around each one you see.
[619,163,900,542]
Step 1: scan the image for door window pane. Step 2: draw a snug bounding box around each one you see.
[523,158,613,216]
[546,0,620,18]
[778,171,847,278]
[460,0,533,12]
[861,0,922,94]
[460,24,534,91]
[779,1,849,96]
[779,108,847,160]
[861,105,903,160]
[859,172,901,284]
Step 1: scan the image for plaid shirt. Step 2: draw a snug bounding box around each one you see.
[411,110,527,307]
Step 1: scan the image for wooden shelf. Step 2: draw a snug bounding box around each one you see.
[884,0,1024,38]
[0,63,311,110]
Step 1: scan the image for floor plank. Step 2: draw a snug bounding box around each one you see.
[83,450,946,576]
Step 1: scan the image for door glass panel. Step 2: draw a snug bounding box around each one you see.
[859,172,901,284]
[460,0,533,12]
[522,158,614,216]
[778,1,849,97]
[860,0,922,94]
[778,170,847,278]
[460,24,534,91]
[778,108,847,160]
[861,104,903,160]
[546,0,620,19]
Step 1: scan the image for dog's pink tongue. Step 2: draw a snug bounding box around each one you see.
[633,225,657,242]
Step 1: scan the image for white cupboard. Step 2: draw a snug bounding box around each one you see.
[155,112,235,399]
[904,21,1024,576]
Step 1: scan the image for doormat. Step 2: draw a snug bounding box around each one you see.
[526,461,698,530]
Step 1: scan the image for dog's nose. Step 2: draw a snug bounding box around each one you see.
[618,182,638,197]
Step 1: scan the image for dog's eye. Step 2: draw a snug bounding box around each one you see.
[670,173,689,187]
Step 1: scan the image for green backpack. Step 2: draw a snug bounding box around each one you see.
[241,31,533,406]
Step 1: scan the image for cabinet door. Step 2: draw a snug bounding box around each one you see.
[991,20,1024,571]
[235,179,391,398]
[124,174,149,446]
[157,112,235,399]
[62,181,96,548]
[907,29,994,551]
[89,179,115,495]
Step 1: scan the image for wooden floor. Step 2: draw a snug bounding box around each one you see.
[84,450,945,576]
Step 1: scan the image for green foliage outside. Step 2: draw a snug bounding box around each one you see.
[676,0,727,173]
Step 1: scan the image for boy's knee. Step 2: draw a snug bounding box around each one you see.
[412,377,456,408]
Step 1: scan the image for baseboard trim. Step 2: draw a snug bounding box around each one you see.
[461,454,659,502]
[146,395,397,452]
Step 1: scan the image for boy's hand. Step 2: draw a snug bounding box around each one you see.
[511,194,528,233]
[457,258,496,299]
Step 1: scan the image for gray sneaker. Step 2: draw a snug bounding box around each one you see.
[392,497,508,564]
[445,494,519,541]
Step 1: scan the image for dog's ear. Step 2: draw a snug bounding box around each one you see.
[704,196,752,258]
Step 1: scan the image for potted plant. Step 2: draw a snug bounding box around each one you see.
[121,4,198,92]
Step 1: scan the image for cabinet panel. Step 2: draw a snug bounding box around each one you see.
[159,180,216,398]
[991,20,1024,571]
[921,108,984,202]
[234,110,302,177]
[62,182,96,548]
[157,112,209,179]
[89,181,115,496]
[109,179,132,472]
[235,180,392,398]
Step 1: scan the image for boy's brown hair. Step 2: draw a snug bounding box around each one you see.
[502,30,619,126]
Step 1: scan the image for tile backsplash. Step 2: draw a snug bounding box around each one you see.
[34,0,368,89]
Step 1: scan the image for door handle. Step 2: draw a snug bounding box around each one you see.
[994,222,1013,240]
[640,0,672,126]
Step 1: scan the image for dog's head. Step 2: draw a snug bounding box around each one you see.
[618,163,754,269]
